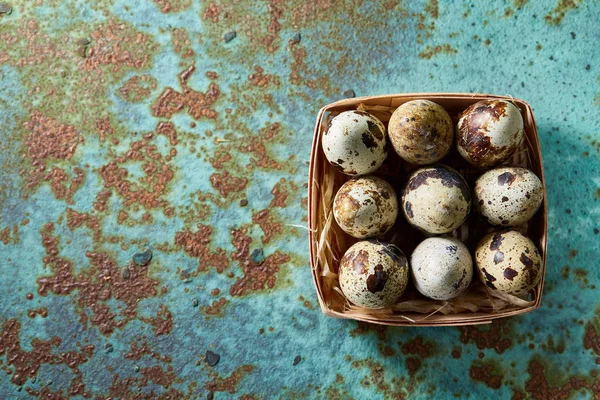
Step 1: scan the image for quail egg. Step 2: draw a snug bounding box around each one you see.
[388,100,454,165]
[411,237,473,300]
[474,167,544,227]
[457,100,524,167]
[475,230,542,296]
[401,165,471,234]
[333,176,398,239]
[339,240,409,308]
[322,110,388,176]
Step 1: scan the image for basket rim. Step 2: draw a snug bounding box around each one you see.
[307,92,548,327]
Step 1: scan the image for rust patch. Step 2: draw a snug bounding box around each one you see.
[418,44,457,59]
[81,18,155,72]
[270,180,289,207]
[205,364,254,395]
[544,0,582,25]
[229,228,289,296]
[248,65,281,87]
[156,121,178,145]
[202,2,223,22]
[458,320,513,354]
[0,319,94,388]
[210,171,249,197]
[201,298,229,316]
[95,116,116,142]
[37,223,161,336]
[584,323,600,355]
[99,140,174,209]
[349,321,387,340]
[26,307,48,318]
[171,27,194,57]
[152,64,220,120]
[25,110,83,161]
[401,336,434,358]
[252,209,282,244]
[118,74,158,103]
[405,358,422,376]
[125,340,172,363]
[470,362,503,389]
[140,305,173,336]
[238,123,283,170]
[524,359,598,399]
[174,224,229,273]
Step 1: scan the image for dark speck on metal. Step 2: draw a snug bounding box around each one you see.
[205,350,220,367]
[133,248,152,266]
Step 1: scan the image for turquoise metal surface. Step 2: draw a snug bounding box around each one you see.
[0,0,599,398]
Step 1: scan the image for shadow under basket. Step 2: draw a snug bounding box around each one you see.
[308,93,548,327]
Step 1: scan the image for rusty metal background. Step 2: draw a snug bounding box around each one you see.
[0,0,599,398]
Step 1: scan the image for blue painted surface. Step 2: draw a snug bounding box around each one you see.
[0,0,599,398]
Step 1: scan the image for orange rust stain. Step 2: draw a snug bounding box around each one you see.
[93,189,112,212]
[210,171,249,197]
[118,75,158,103]
[141,305,173,336]
[470,362,503,389]
[37,223,160,336]
[544,0,582,25]
[156,121,178,145]
[201,298,229,316]
[205,364,254,395]
[171,28,194,57]
[202,2,223,23]
[95,117,116,143]
[248,65,281,87]
[40,167,85,204]
[174,224,229,273]
[81,19,154,73]
[152,64,220,120]
[270,181,288,208]
[418,44,458,59]
[25,111,83,161]
[153,0,192,13]
[238,123,282,170]
[229,228,289,296]
[252,209,282,244]
[99,140,174,209]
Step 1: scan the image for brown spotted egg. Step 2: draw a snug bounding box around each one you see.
[339,240,409,309]
[475,230,543,296]
[474,167,544,227]
[411,237,473,300]
[457,100,524,167]
[333,176,398,239]
[388,100,453,165]
[322,110,387,176]
[401,166,471,234]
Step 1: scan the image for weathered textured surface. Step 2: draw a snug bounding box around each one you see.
[0,0,598,398]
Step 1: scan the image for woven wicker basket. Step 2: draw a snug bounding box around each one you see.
[308,93,547,327]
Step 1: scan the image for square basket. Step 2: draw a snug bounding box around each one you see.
[308,93,547,327]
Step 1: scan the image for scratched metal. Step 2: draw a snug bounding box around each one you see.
[0,0,599,399]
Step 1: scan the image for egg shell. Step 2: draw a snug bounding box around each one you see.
[333,176,398,239]
[475,230,542,296]
[401,165,471,234]
[322,110,388,176]
[388,100,453,165]
[474,167,543,227]
[457,100,524,167]
[339,241,409,309]
[411,237,473,300]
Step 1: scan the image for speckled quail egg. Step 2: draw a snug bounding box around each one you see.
[339,240,409,309]
[333,176,398,239]
[474,167,544,227]
[475,230,542,296]
[411,237,473,300]
[388,100,453,165]
[457,100,524,167]
[322,110,388,176]
[401,165,471,234]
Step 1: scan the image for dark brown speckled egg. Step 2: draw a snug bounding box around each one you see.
[475,230,542,296]
[339,241,408,309]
